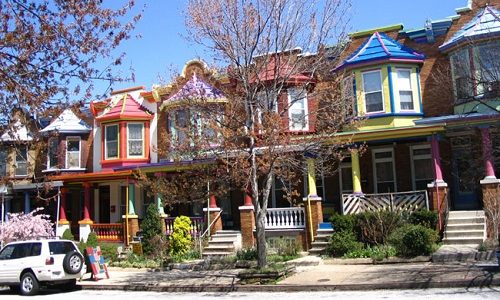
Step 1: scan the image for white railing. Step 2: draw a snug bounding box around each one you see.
[265,207,306,229]
[342,190,429,215]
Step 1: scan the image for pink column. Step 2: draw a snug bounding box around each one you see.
[59,188,68,222]
[480,127,497,179]
[431,135,444,182]
[209,194,218,208]
[81,182,92,222]
[244,194,253,206]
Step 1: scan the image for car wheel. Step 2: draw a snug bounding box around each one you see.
[63,251,84,274]
[20,272,39,296]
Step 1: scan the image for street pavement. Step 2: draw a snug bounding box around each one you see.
[77,256,500,292]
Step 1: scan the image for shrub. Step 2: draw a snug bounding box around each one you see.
[236,248,258,261]
[141,203,164,257]
[86,232,99,248]
[326,230,363,257]
[344,245,397,261]
[62,228,74,241]
[329,213,357,233]
[357,210,402,245]
[389,224,438,257]
[408,209,438,229]
[267,237,301,257]
[99,243,120,262]
[169,216,192,257]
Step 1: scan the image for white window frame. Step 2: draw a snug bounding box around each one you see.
[127,122,144,158]
[15,146,28,177]
[409,144,433,190]
[104,124,119,159]
[396,68,415,111]
[66,136,81,169]
[47,138,58,169]
[372,147,397,193]
[362,70,385,114]
[450,48,472,102]
[287,88,309,131]
[339,162,353,196]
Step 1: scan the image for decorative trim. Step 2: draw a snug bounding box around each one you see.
[387,66,395,113]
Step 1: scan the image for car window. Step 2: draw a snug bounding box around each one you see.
[30,243,42,256]
[49,241,76,255]
[0,244,15,260]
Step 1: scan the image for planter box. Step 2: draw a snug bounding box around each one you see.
[238,265,296,284]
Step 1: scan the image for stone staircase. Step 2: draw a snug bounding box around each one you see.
[202,230,242,258]
[442,210,486,246]
[433,210,487,263]
[308,223,334,256]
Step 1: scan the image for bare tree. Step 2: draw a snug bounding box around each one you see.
[179,0,356,268]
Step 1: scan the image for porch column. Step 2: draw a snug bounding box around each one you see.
[427,135,448,233]
[303,158,322,249]
[24,191,30,214]
[429,135,446,186]
[157,193,167,233]
[239,192,255,248]
[351,149,363,194]
[203,194,222,235]
[56,188,70,237]
[123,182,139,241]
[479,127,500,239]
[79,183,93,242]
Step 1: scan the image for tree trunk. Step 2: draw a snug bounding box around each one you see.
[255,207,267,268]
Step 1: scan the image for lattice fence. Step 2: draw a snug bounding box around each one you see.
[342,190,429,215]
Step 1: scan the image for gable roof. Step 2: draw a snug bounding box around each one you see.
[40,109,91,134]
[334,32,425,71]
[0,120,32,142]
[440,5,500,52]
[166,73,225,102]
[94,93,153,122]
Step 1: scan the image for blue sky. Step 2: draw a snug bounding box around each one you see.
[104,0,466,94]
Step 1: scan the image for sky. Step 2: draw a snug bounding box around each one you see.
[102,0,468,94]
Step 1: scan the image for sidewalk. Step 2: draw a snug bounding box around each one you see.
[78,257,500,292]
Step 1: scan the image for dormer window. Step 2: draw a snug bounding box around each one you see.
[362,70,384,113]
[105,124,119,159]
[288,88,308,131]
[66,137,81,168]
[127,123,144,157]
[396,69,414,111]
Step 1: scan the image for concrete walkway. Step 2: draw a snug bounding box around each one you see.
[78,257,500,292]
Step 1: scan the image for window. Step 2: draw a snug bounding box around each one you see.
[15,147,27,176]
[397,69,414,110]
[0,149,6,176]
[173,109,189,145]
[120,186,127,216]
[48,241,76,255]
[142,190,154,218]
[410,145,433,190]
[271,176,292,208]
[127,123,144,157]
[450,48,472,101]
[362,70,384,113]
[66,137,81,168]
[47,138,58,169]
[476,42,499,97]
[372,148,396,193]
[105,124,119,159]
[339,159,353,194]
[288,88,308,131]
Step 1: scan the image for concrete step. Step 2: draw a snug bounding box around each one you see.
[445,223,485,231]
[444,230,485,238]
[446,217,485,225]
[308,247,326,256]
[442,237,484,245]
[448,210,484,218]
[214,230,241,235]
[311,241,329,247]
[202,251,233,257]
[314,235,331,242]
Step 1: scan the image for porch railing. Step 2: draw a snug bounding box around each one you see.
[265,207,306,229]
[341,190,429,215]
[90,223,124,242]
[165,216,205,238]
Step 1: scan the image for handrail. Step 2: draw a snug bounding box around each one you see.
[198,210,223,257]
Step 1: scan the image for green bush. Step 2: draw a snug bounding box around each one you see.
[99,243,120,262]
[169,216,193,257]
[389,224,438,257]
[236,248,258,261]
[408,209,438,229]
[326,230,363,257]
[329,213,358,233]
[268,237,301,257]
[62,229,74,241]
[141,203,164,257]
[86,232,99,248]
[343,245,396,261]
[357,210,402,245]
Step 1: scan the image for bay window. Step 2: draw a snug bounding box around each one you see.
[127,123,144,157]
[362,70,384,113]
[476,42,499,96]
[288,88,308,131]
[450,48,472,101]
[396,69,414,110]
[66,137,81,168]
[105,124,119,159]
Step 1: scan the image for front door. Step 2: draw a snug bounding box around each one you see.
[99,186,110,223]
[450,136,480,210]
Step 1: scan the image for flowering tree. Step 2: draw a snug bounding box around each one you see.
[0,208,54,245]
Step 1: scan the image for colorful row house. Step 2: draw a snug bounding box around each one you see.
[1,1,498,251]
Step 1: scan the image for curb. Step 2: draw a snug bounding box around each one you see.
[79,278,500,293]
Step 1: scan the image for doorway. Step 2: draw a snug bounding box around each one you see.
[99,186,110,223]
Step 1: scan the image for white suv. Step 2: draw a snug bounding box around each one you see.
[0,239,86,295]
